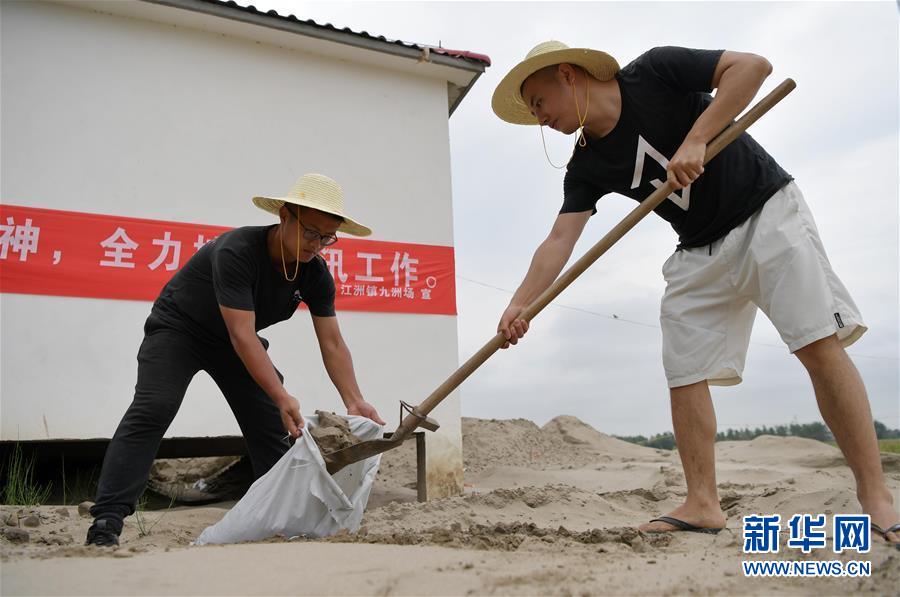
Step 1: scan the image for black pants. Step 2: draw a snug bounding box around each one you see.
[90,315,290,524]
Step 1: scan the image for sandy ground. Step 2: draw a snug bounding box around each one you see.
[2,416,898,595]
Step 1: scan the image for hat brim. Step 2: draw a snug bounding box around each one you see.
[492,48,620,125]
[252,196,372,237]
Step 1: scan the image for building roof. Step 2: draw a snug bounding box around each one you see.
[144,0,490,115]
[206,0,491,67]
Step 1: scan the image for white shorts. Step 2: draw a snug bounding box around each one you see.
[660,181,866,388]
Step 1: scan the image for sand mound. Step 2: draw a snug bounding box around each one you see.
[541,415,670,460]
[368,437,420,508]
[321,521,670,553]
[882,452,900,474]
[361,482,666,538]
[716,435,846,469]
[0,502,226,561]
[149,457,249,503]
[150,457,241,485]
[462,418,596,474]
[4,415,899,597]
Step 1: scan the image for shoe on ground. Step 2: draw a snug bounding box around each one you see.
[84,518,120,547]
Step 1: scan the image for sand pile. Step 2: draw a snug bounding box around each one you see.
[461,417,598,474]
[0,501,225,560]
[361,482,683,539]
[369,435,420,508]
[149,457,241,485]
[1,506,77,549]
[461,416,669,476]
[542,415,671,461]
[322,520,672,553]
[717,434,900,473]
[148,456,249,503]
[3,415,899,596]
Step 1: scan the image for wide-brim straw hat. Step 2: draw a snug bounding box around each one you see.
[252,173,371,237]
[492,40,620,125]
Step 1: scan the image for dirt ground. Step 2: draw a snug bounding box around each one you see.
[2,416,898,595]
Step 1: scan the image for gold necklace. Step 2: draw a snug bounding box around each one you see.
[279,213,300,282]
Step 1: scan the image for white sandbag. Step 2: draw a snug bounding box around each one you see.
[194,414,383,545]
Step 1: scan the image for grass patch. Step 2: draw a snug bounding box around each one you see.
[59,462,101,506]
[135,496,150,537]
[828,439,900,454]
[134,493,176,537]
[1,444,52,506]
[878,439,900,454]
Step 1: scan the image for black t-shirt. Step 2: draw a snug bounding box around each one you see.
[562,46,792,248]
[151,225,336,344]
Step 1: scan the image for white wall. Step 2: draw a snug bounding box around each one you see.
[1,0,463,493]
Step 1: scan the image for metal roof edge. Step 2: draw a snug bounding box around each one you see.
[141,0,488,76]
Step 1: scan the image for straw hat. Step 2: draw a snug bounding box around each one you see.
[492,41,620,125]
[252,173,371,237]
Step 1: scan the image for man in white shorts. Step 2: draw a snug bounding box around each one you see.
[490,41,899,542]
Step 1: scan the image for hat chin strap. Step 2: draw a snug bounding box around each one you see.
[573,77,590,147]
[280,214,301,282]
[539,78,591,170]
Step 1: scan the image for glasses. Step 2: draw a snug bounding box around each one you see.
[288,209,339,247]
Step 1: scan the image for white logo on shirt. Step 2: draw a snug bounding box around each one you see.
[631,135,690,211]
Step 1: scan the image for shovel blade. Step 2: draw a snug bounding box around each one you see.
[323,437,402,475]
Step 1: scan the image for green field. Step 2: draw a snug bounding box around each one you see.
[878,439,900,454]
[826,439,900,453]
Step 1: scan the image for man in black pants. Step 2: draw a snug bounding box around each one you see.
[86,173,385,546]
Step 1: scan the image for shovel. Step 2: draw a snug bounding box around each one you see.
[324,78,797,475]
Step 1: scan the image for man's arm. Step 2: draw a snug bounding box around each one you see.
[219,305,304,437]
[311,315,385,425]
[668,51,773,188]
[498,210,592,348]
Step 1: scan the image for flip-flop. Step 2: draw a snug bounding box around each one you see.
[645,516,723,535]
[871,522,900,550]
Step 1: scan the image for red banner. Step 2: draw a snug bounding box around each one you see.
[0,204,456,315]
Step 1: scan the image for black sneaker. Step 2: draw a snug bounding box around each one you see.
[85,518,120,547]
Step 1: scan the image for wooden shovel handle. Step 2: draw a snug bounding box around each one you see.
[407,78,796,427]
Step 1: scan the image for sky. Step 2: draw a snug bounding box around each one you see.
[240,0,898,435]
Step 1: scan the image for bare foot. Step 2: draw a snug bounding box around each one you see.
[861,493,900,545]
[639,501,726,533]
